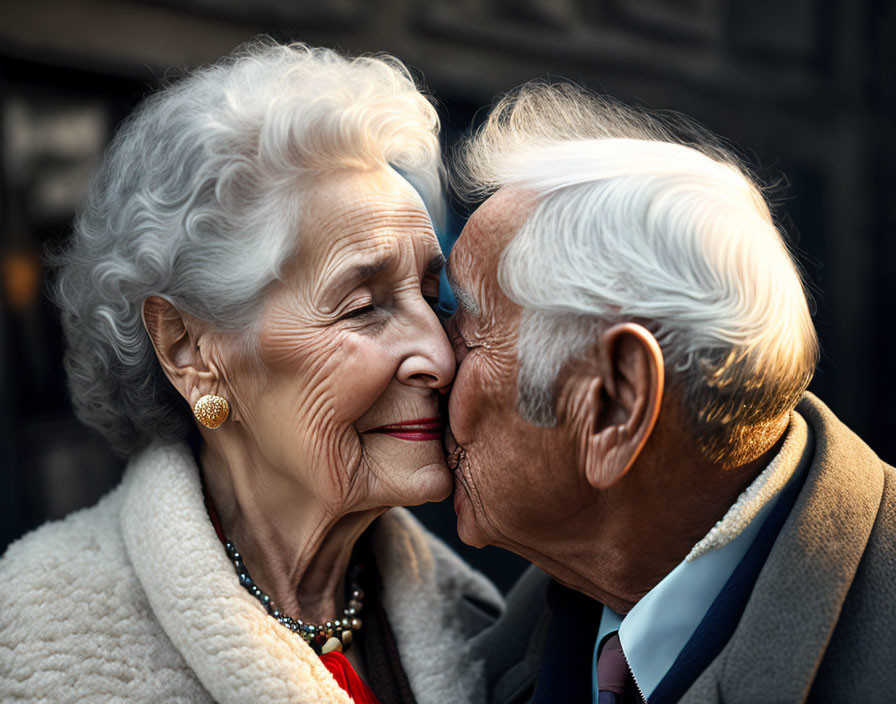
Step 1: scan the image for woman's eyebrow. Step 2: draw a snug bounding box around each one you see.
[324,257,391,302]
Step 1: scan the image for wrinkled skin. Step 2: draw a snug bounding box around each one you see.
[444,188,789,613]
[220,169,454,518]
[157,168,455,635]
[445,190,585,555]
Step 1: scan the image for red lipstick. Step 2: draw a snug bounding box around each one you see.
[367,417,442,441]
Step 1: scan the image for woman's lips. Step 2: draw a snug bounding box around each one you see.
[366,417,442,441]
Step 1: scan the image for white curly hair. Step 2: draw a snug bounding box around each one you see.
[53,39,444,455]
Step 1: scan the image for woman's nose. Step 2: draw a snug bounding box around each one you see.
[396,303,456,389]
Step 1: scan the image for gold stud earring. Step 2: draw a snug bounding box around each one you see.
[193,394,230,429]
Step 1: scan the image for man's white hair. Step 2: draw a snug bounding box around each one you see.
[455,83,818,464]
[53,39,443,456]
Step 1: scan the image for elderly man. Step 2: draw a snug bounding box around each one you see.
[445,83,896,704]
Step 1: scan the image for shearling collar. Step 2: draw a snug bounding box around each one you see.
[120,443,501,704]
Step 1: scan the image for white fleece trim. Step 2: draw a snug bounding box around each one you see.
[121,443,352,704]
[122,443,503,703]
[1,442,502,703]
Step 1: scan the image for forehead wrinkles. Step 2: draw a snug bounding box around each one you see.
[314,202,435,247]
[453,216,509,320]
[457,188,533,274]
[301,201,437,280]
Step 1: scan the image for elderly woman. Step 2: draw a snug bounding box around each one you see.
[0,42,501,703]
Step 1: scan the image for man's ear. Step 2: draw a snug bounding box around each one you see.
[562,323,664,490]
[142,296,219,407]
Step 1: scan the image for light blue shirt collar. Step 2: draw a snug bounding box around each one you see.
[592,412,810,702]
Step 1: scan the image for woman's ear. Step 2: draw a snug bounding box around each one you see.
[561,323,664,490]
[142,296,218,406]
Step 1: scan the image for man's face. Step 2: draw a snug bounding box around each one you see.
[445,190,583,554]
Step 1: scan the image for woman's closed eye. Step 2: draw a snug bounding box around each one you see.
[341,291,437,321]
[340,301,378,320]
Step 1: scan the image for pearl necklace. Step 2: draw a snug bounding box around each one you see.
[224,540,364,655]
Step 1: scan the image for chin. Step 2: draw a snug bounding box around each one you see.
[456,515,490,548]
[400,462,453,506]
[453,487,490,548]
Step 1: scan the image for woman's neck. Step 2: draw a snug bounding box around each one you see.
[199,437,383,624]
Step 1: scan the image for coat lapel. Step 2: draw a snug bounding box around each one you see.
[119,443,501,704]
[682,394,886,703]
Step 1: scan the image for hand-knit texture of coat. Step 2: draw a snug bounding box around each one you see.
[0,443,504,703]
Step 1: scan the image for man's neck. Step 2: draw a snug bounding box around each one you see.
[525,417,789,613]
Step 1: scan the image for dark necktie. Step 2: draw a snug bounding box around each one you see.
[597,632,641,704]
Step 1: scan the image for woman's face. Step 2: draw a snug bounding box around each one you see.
[221,169,455,513]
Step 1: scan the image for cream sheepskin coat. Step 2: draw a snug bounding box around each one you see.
[0,443,504,703]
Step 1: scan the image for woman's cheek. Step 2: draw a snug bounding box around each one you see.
[296,363,369,491]
[328,334,395,422]
[259,321,389,502]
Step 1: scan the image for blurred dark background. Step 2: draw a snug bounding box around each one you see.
[1,0,893,593]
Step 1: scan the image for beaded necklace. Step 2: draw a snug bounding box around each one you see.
[224,540,364,655]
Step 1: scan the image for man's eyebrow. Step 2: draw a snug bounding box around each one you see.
[445,259,481,317]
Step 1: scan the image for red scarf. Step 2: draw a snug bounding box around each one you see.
[321,651,381,703]
[204,487,382,703]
